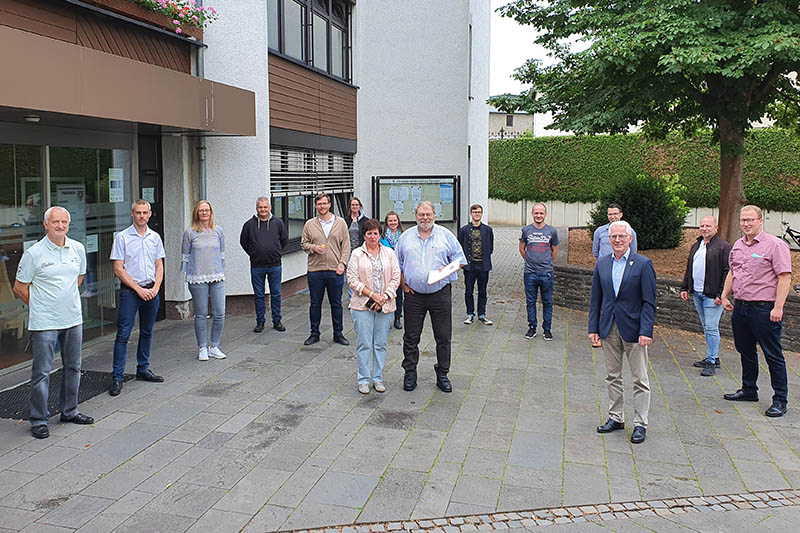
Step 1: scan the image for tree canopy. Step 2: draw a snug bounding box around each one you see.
[493,0,800,242]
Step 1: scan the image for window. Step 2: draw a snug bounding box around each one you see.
[267,0,351,82]
[506,115,514,127]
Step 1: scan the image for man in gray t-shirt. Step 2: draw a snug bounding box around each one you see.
[519,203,559,340]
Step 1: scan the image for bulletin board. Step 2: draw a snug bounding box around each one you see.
[372,176,460,226]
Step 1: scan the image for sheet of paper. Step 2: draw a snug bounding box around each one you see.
[85,234,98,254]
[427,259,460,285]
[109,168,124,202]
[399,187,409,201]
[411,186,422,202]
[389,187,399,201]
[434,203,442,217]
[142,187,155,203]
[393,200,404,215]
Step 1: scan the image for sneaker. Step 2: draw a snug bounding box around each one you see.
[543,330,553,341]
[525,327,536,339]
[478,316,493,325]
[198,347,209,361]
[208,346,227,359]
[464,314,474,325]
[693,359,720,368]
[373,381,386,393]
[701,362,716,377]
[358,383,370,394]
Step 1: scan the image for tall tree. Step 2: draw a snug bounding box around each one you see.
[492,0,800,243]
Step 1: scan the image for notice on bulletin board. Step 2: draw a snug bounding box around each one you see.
[109,168,124,203]
[142,187,155,203]
[440,184,453,204]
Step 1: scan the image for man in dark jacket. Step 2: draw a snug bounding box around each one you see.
[457,204,494,325]
[240,197,288,333]
[680,215,731,376]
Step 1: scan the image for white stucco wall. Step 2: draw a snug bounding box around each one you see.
[202,0,271,296]
[354,0,473,219]
[468,0,490,223]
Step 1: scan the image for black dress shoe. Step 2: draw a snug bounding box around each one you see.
[765,402,787,417]
[31,425,49,439]
[109,379,123,396]
[630,425,647,444]
[60,413,94,425]
[304,334,320,346]
[253,322,265,333]
[723,389,759,402]
[333,334,350,346]
[436,374,452,393]
[394,318,402,330]
[700,362,716,377]
[596,418,625,433]
[136,369,164,382]
[693,359,720,368]
[273,322,286,332]
[403,372,417,391]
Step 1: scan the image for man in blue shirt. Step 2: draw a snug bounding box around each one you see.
[592,204,638,258]
[108,200,166,396]
[14,206,94,439]
[588,221,656,444]
[396,201,466,393]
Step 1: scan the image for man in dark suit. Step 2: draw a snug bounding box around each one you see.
[588,220,657,444]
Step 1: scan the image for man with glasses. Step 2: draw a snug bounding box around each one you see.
[589,220,656,444]
[396,201,466,393]
[721,205,792,417]
[458,204,494,325]
[593,203,638,259]
[301,193,350,346]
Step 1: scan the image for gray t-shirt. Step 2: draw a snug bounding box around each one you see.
[520,224,559,273]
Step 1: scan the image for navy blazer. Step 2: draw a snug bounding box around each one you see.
[457,223,494,271]
[588,251,657,343]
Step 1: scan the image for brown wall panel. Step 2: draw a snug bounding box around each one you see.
[0,0,76,42]
[268,54,357,142]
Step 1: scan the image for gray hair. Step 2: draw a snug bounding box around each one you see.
[414,200,435,215]
[43,206,70,224]
[256,196,270,206]
[609,220,632,236]
[131,199,151,211]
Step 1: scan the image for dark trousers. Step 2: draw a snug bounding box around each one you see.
[394,287,403,320]
[307,270,344,336]
[464,267,489,316]
[402,284,452,376]
[251,265,282,324]
[732,302,788,403]
[113,288,159,381]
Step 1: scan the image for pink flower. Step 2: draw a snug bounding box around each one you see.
[175,27,182,34]
[173,19,180,25]
[179,13,184,18]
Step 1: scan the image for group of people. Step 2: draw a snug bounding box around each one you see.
[13,195,792,443]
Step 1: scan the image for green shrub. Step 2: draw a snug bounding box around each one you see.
[587,175,690,250]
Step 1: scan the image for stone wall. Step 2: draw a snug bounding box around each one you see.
[554,265,800,352]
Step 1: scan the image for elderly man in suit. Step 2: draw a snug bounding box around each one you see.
[588,220,657,444]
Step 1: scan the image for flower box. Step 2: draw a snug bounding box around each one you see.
[82,0,204,40]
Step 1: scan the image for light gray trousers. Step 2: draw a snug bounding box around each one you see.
[30,325,82,426]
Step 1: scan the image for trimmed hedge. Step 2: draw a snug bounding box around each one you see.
[488,128,800,211]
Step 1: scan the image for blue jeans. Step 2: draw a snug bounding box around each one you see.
[464,267,489,317]
[307,270,344,336]
[732,301,787,404]
[251,265,282,324]
[524,271,554,331]
[30,325,82,426]
[113,288,159,380]
[188,281,225,347]
[693,293,723,363]
[351,309,392,384]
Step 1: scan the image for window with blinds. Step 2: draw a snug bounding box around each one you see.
[269,146,354,196]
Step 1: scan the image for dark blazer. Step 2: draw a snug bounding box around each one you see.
[588,251,657,343]
[457,223,494,271]
[680,235,731,299]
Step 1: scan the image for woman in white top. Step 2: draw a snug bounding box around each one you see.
[181,201,226,361]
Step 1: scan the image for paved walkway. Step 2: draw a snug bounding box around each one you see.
[0,227,799,532]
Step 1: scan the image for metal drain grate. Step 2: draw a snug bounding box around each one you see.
[0,370,134,420]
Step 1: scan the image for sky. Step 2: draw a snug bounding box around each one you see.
[489,0,547,97]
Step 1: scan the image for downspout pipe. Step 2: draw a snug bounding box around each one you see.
[197,0,207,200]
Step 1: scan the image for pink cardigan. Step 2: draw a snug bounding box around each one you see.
[347,244,401,313]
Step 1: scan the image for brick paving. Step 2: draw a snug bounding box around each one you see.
[0,226,798,532]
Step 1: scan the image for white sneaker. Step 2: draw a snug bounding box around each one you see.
[198,347,209,361]
[373,381,386,393]
[208,346,227,359]
[358,383,370,394]
[464,315,474,325]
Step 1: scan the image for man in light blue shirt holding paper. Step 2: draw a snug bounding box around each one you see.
[396,201,466,393]
[14,206,94,439]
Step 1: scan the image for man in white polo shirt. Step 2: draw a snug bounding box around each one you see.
[14,206,94,439]
[109,200,165,396]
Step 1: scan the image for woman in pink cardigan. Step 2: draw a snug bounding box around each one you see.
[347,218,401,394]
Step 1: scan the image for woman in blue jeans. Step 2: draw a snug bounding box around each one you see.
[379,211,404,330]
[348,219,401,393]
[182,201,226,361]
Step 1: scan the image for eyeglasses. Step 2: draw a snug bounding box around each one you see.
[197,209,211,213]
[609,234,628,240]
[739,218,757,223]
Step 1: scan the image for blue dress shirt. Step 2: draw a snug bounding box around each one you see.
[612,249,630,297]
[110,225,166,285]
[593,223,638,258]
[396,224,466,294]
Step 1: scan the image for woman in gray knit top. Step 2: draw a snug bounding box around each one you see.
[182,201,226,361]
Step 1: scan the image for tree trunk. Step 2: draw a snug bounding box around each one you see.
[718,117,746,244]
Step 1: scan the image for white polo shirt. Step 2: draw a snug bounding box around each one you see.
[110,225,166,285]
[16,235,86,331]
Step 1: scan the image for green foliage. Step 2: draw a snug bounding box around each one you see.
[587,175,689,251]
[489,128,800,212]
